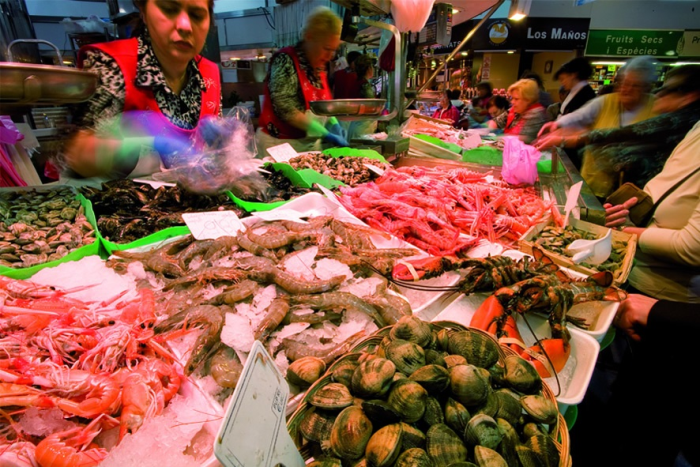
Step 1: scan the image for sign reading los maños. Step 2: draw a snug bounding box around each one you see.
[524,18,590,49]
[585,30,684,57]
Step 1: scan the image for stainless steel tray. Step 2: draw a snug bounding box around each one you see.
[309,99,386,117]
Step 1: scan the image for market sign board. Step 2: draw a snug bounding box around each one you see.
[585,29,684,57]
[678,30,700,57]
[524,18,590,50]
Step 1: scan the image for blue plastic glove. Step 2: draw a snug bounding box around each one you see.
[323,132,350,147]
[153,133,195,168]
[328,123,347,140]
[199,115,242,149]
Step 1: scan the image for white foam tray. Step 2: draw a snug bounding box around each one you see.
[434,292,600,406]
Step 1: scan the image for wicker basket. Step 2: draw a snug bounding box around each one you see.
[287,320,571,466]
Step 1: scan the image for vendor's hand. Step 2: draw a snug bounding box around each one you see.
[199,115,240,149]
[614,294,657,342]
[537,121,558,137]
[323,132,349,147]
[604,197,638,228]
[153,133,195,168]
[328,123,347,140]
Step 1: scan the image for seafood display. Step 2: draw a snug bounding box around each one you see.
[534,225,629,280]
[237,165,312,203]
[288,153,391,186]
[290,318,563,467]
[338,166,553,256]
[82,180,246,243]
[0,187,96,268]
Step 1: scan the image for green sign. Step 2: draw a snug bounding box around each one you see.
[585,29,683,57]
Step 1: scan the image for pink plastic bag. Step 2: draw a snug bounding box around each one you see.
[501,136,541,186]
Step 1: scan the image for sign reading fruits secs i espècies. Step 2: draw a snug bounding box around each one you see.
[585,29,684,57]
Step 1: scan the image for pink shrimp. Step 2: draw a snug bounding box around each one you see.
[34,417,108,467]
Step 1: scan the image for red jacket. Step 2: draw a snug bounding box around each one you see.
[432,105,461,127]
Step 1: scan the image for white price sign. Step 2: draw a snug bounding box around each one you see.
[181,211,244,240]
[266,143,299,163]
[132,178,177,189]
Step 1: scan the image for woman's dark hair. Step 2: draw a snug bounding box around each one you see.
[476,81,493,94]
[131,0,215,37]
[554,57,593,81]
[664,64,700,94]
[521,71,544,89]
[354,54,373,79]
[487,95,508,111]
[450,88,462,99]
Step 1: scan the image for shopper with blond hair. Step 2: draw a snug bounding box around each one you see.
[257,7,349,154]
[492,79,546,144]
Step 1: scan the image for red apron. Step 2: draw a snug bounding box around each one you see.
[78,38,221,141]
[259,46,332,139]
[504,103,544,136]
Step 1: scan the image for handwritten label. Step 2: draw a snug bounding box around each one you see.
[364,163,385,176]
[132,178,176,189]
[214,341,304,467]
[266,143,299,163]
[253,209,309,223]
[182,211,244,240]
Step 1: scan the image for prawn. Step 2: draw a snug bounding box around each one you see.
[34,416,110,467]
[254,297,290,342]
[208,280,258,306]
[53,371,121,418]
[207,343,243,389]
[271,268,345,294]
[281,331,366,364]
[290,292,386,327]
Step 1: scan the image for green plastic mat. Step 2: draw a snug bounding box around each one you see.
[413,134,463,154]
[461,146,564,174]
[0,191,102,279]
[322,147,388,163]
[101,225,192,255]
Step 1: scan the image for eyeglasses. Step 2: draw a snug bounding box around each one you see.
[654,84,685,97]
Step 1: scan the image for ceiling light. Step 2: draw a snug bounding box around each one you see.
[507,50,515,54]
[591,61,625,66]
[461,51,468,56]
[665,50,676,56]
[508,0,531,21]
[452,8,459,14]
[671,61,700,66]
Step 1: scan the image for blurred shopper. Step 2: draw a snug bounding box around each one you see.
[537,56,658,198]
[536,65,700,190]
[345,54,377,140]
[486,95,509,130]
[604,121,700,303]
[499,79,546,144]
[554,57,596,117]
[469,82,494,125]
[522,71,553,108]
[432,90,460,127]
[546,86,568,122]
[257,7,348,155]
[332,50,360,99]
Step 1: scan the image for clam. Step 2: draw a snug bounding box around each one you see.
[393,372,408,381]
[426,423,468,466]
[308,458,342,467]
[496,418,520,467]
[436,328,451,351]
[309,382,354,410]
[449,365,491,407]
[488,363,506,386]
[377,336,392,358]
[331,358,360,388]
[421,396,445,427]
[465,414,503,450]
[385,339,426,375]
[447,331,500,369]
[526,434,560,467]
[522,422,546,438]
[365,423,403,467]
[361,399,401,428]
[400,422,427,450]
[444,397,471,435]
[394,448,433,467]
[329,406,373,460]
[521,395,558,425]
[516,445,541,467]
[299,407,336,443]
[493,389,523,427]
[287,357,326,388]
[473,391,499,419]
[425,349,448,367]
[409,364,450,393]
[426,330,440,350]
[504,355,541,394]
[474,445,508,467]
[351,358,396,398]
[390,316,433,347]
[444,355,468,368]
[387,380,427,423]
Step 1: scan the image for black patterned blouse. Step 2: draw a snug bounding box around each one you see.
[76,31,220,131]
[266,43,325,137]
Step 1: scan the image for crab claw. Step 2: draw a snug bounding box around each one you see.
[521,338,571,378]
[470,295,505,331]
[392,256,445,281]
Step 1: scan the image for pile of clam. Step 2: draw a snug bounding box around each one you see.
[289,316,563,467]
[0,187,96,268]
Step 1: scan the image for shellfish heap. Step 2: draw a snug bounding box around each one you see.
[292,317,562,467]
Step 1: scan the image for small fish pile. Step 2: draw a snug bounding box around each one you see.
[238,166,311,203]
[288,153,391,186]
[534,225,628,280]
[82,179,246,243]
[0,187,96,268]
[290,318,562,467]
[338,166,553,256]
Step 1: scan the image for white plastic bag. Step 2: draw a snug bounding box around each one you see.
[501,136,541,186]
[390,0,436,33]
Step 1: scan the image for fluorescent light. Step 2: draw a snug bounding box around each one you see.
[665,50,676,56]
[591,61,625,66]
[507,50,515,54]
[671,61,700,66]
[509,12,526,20]
[461,52,468,56]
[508,0,531,21]
[452,8,459,14]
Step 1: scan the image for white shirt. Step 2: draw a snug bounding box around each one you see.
[559,80,588,115]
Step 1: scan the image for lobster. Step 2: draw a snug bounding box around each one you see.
[470,270,627,378]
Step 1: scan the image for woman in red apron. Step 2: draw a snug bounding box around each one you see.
[62,0,221,178]
[257,7,349,156]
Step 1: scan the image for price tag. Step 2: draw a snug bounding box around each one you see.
[253,209,309,223]
[266,143,299,163]
[315,183,341,205]
[363,163,385,176]
[182,211,244,240]
[132,178,177,189]
[214,341,304,467]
